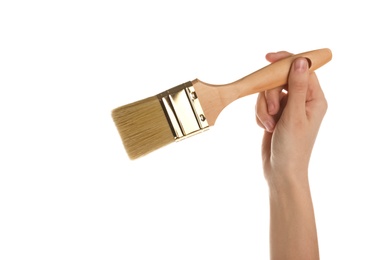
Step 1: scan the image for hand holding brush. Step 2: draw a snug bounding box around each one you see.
[112,48,332,160]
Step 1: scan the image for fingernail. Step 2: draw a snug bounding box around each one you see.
[294,58,308,72]
[264,121,274,132]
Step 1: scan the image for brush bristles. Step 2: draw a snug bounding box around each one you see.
[112,96,174,160]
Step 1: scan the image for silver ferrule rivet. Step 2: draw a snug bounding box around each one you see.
[190,92,197,100]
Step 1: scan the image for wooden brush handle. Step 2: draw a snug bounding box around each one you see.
[223,48,331,97]
[192,48,332,125]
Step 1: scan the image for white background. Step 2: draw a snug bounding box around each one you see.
[1,1,389,259]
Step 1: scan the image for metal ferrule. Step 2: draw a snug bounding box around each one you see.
[157,81,209,141]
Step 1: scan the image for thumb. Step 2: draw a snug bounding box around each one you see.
[285,57,310,117]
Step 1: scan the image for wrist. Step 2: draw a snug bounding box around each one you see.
[267,174,313,218]
[265,170,310,196]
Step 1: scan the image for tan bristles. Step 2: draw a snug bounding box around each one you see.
[111,96,174,160]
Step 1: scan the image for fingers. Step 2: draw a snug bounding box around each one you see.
[285,58,310,118]
[264,52,292,116]
[265,51,292,63]
[265,87,283,115]
[256,51,293,132]
[286,57,327,122]
[256,92,275,132]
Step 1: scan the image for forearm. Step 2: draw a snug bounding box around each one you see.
[268,177,319,260]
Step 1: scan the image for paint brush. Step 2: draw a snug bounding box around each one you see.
[112,48,332,160]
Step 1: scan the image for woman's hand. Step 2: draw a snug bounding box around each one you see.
[256,52,327,186]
